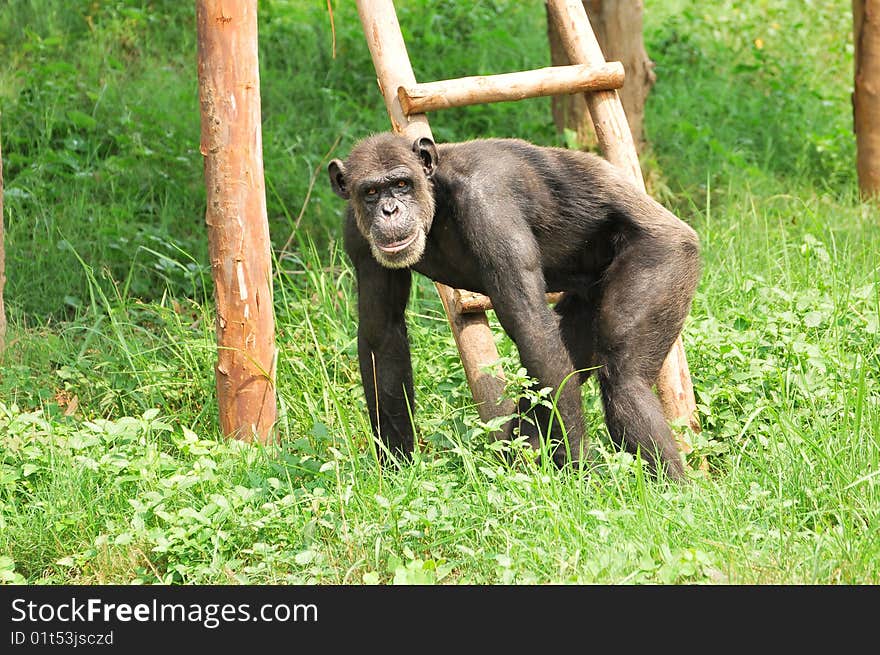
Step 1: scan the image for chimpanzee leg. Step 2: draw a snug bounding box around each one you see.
[554,290,600,383]
[594,232,699,481]
[503,308,587,467]
[485,266,587,467]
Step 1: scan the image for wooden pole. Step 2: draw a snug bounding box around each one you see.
[546,0,700,439]
[547,0,656,151]
[196,0,277,443]
[398,62,624,115]
[854,0,880,197]
[0,121,6,354]
[356,0,514,426]
[547,0,644,183]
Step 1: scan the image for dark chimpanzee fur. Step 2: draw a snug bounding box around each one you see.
[328,132,700,480]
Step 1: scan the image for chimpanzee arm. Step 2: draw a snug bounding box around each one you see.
[351,246,415,461]
[462,202,587,464]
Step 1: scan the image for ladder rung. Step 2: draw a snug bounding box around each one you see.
[455,289,565,314]
[398,61,624,116]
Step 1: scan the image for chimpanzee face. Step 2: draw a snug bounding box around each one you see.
[329,134,437,269]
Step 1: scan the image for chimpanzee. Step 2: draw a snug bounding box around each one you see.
[328,132,700,480]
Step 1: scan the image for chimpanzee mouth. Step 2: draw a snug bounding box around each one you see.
[377,232,418,254]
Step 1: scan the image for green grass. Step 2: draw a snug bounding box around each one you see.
[1,0,879,584]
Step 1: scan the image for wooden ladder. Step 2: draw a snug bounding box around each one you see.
[354,0,699,449]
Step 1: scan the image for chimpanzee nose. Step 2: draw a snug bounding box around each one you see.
[381,201,398,217]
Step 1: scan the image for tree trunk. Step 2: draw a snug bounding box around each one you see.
[196,0,277,443]
[548,0,655,151]
[854,0,880,197]
[0,122,6,354]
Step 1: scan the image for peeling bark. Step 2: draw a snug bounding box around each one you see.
[854,0,880,197]
[196,0,277,442]
[0,123,6,353]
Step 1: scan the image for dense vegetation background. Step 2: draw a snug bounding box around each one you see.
[0,0,877,584]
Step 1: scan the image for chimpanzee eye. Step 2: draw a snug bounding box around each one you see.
[396,179,408,188]
[365,187,378,197]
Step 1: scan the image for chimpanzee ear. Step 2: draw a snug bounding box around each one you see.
[328,159,349,199]
[412,137,438,178]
